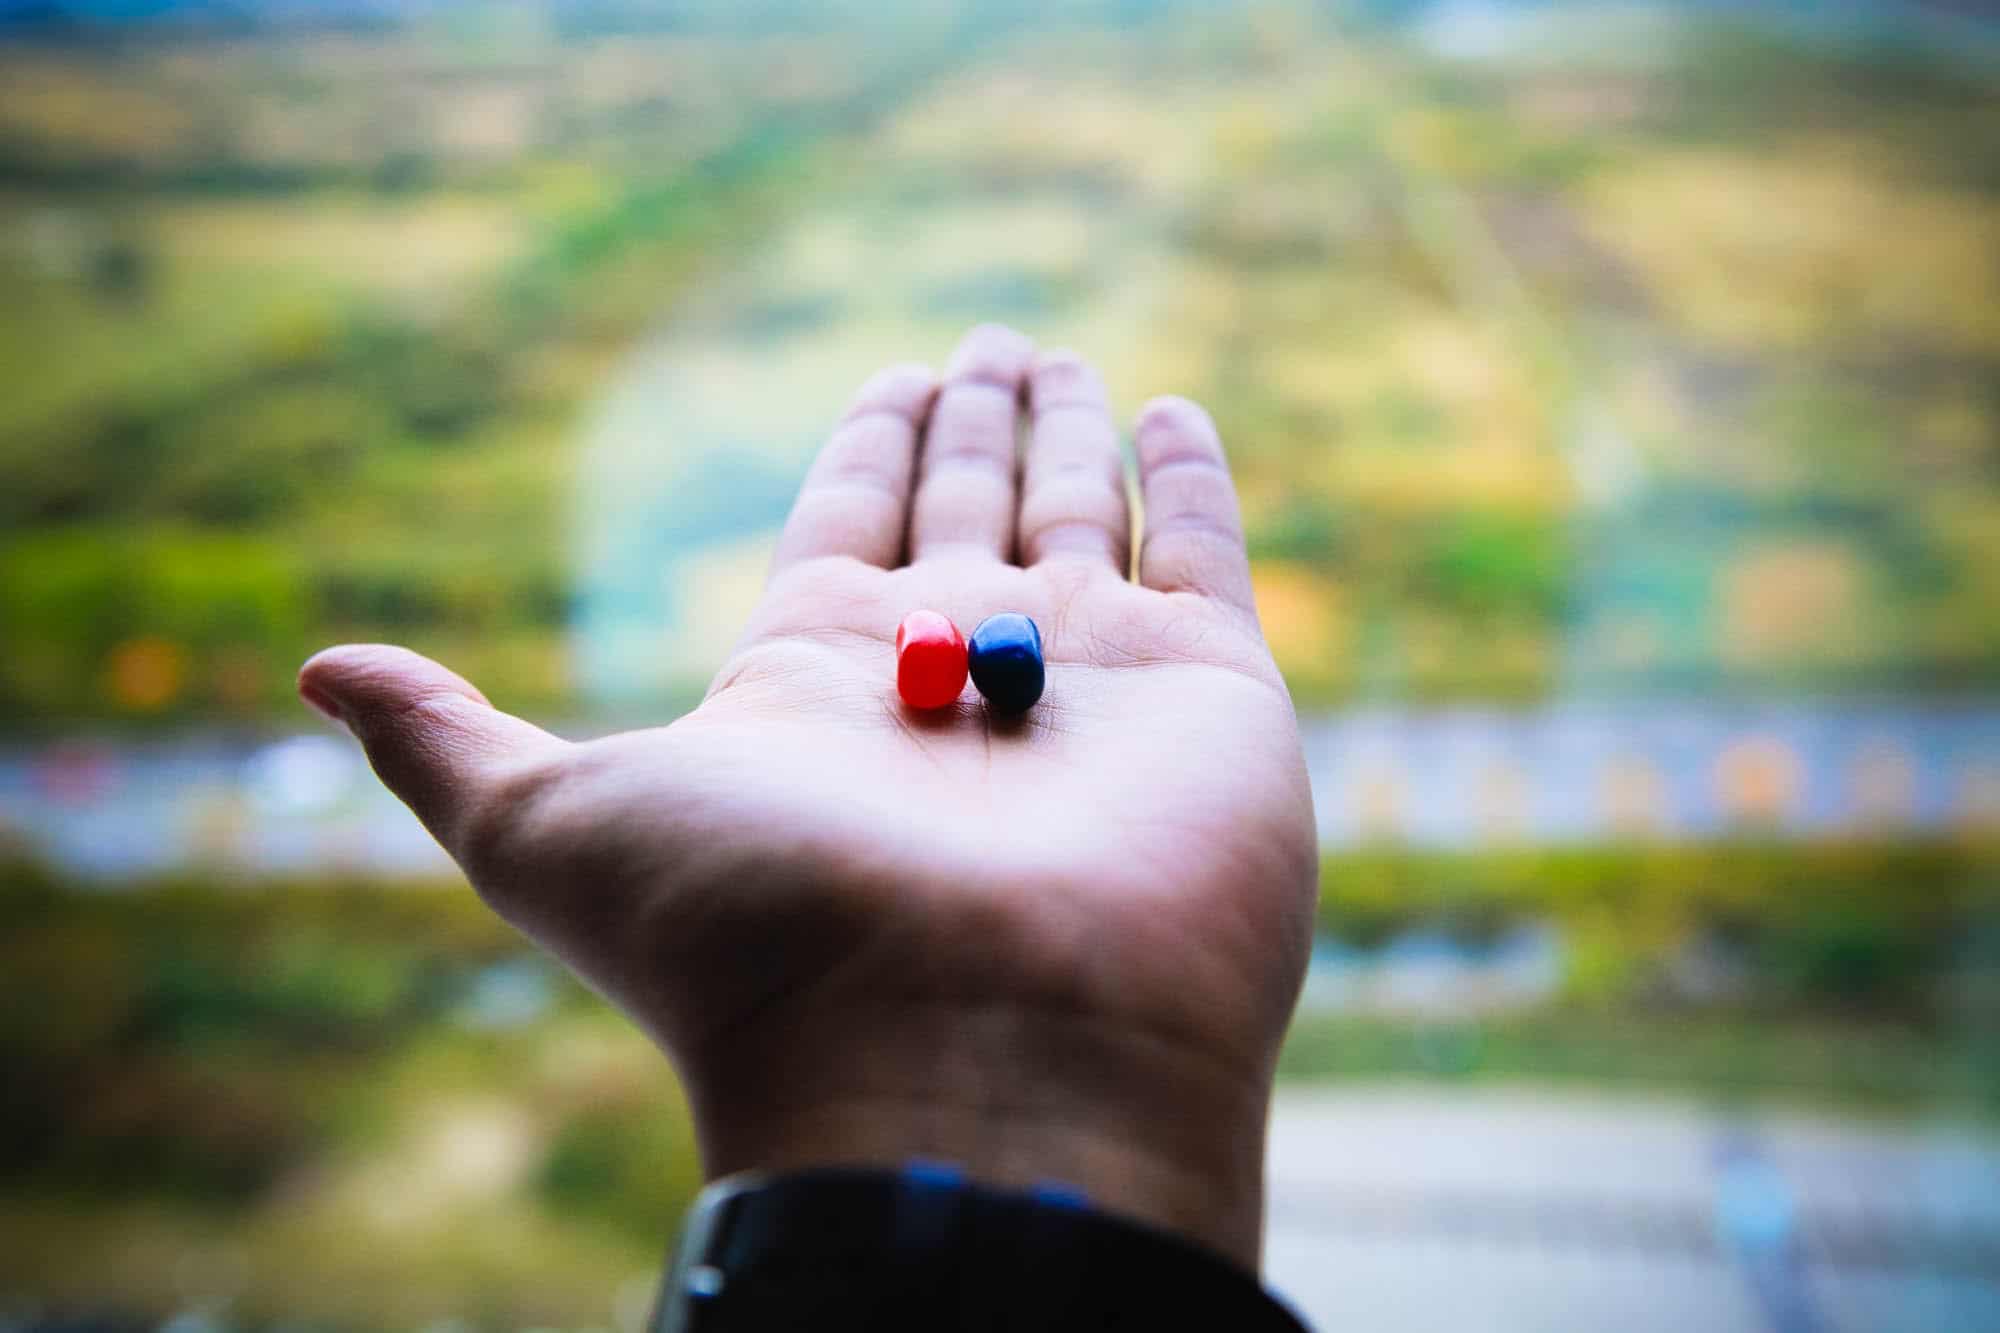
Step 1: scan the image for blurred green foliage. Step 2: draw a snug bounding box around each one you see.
[0,17,844,726]
[1293,838,2000,1112]
[0,860,700,1322]
[537,1105,700,1246]
[1317,839,1999,1015]
[0,4,1994,722]
[1,838,1990,1226]
[0,837,1994,1318]
[1278,1010,2000,1110]
[0,865,519,1203]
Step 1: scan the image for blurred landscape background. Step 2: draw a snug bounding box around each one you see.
[2,1,1997,1329]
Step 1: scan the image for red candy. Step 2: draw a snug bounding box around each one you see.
[895,610,967,709]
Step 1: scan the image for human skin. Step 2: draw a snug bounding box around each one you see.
[299,324,1318,1269]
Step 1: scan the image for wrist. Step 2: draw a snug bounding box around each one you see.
[680,995,1273,1270]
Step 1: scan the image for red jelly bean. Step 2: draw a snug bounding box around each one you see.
[895,610,967,709]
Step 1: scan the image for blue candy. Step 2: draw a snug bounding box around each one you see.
[967,613,1044,714]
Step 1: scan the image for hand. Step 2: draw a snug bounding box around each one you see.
[299,325,1317,1267]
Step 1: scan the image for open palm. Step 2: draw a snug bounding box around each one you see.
[301,325,1317,1265]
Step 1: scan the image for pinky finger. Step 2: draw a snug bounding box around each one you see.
[1134,396,1256,617]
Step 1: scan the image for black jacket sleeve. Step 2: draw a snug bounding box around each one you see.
[653,1166,1312,1332]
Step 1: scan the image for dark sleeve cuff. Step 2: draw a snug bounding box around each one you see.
[652,1164,1312,1332]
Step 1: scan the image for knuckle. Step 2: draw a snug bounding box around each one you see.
[455,751,572,892]
[921,437,1015,477]
[1023,475,1129,531]
[1029,520,1123,568]
[1150,508,1243,547]
[1034,438,1127,489]
[1145,463,1240,524]
[348,691,481,794]
[811,440,906,495]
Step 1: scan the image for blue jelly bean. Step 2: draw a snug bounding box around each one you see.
[967,613,1044,714]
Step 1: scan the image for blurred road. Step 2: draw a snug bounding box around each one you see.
[1264,1088,2000,1333]
[8,703,1998,880]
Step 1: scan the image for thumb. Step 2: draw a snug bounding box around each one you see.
[298,643,563,852]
